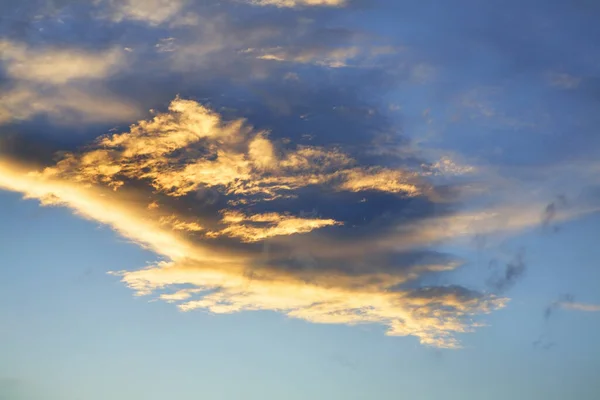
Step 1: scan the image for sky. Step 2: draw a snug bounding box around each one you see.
[0,0,599,399]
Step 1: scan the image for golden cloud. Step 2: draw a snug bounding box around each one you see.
[207,210,342,242]
[0,97,528,348]
[43,97,423,201]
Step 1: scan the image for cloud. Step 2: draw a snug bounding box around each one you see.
[41,97,425,201]
[541,195,568,230]
[545,72,582,90]
[559,302,600,312]
[248,0,346,7]
[0,157,507,348]
[207,210,341,242]
[544,294,600,319]
[0,40,138,124]
[256,46,361,68]
[544,294,600,320]
[0,40,125,84]
[0,84,140,125]
[103,0,187,25]
[251,44,397,68]
[558,301,600,312]
[0,98,516,349]
[486,250,526,294]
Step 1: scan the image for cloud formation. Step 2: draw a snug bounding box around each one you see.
[0,97,515,348]
[42,97,424,201]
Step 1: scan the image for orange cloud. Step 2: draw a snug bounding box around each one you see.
[0,97,536,349]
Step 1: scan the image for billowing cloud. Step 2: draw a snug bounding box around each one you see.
[0,98,519,349]
[0,155,508,348]
[42,97,424,201]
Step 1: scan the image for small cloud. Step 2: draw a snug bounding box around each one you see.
[423,157,476,177]
[410,63,437,84]
[155,37,178,53]
[486,249,526,293]
[284,72,300,81]
[256,46,360,68]
[207,210,341,242]
[545,72,582,90]
[541,195,568,231]
[532,335,556,350]
[105,0,186,25]
[559,301,600,312]
[248,0,346,7]
[0,85,140,125]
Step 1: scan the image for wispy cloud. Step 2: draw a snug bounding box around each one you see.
[545,72,582,90]
[248,0,346,8]
[0,40,125,84]
[558,301,600,312]
[103,0,187,25]
[207,210,341,242]
[256,46,361,68]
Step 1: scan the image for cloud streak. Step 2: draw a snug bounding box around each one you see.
[0,40,125,84]
[249,0,346,8]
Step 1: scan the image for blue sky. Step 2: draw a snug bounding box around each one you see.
[1,0,599,399]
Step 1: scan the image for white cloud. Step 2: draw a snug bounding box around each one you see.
[0,40,125,84]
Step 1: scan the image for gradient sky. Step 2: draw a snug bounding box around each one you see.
[1,1,600,399]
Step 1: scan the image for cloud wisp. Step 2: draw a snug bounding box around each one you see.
[0,40,139,124]
[248,0,347,8]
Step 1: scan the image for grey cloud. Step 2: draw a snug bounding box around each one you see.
[486,249,526,294]
[541,194,568,231]
[544,293,575,321]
